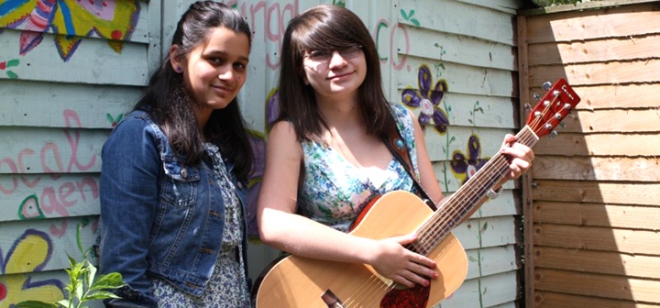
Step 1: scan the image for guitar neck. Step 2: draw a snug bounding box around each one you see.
[408,126,540,256]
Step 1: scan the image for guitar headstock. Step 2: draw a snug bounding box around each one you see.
[526,78,581,138]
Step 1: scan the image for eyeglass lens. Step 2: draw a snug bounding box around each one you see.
[307,45,362,61]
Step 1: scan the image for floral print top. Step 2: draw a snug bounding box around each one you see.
[297,104,419,232]
[148,143,251,307]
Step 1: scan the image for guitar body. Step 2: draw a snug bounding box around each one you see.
[253,191,468,308]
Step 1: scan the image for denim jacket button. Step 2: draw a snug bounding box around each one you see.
[236,182,243,189]
[181,167,188,179]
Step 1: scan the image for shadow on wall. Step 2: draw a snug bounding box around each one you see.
[520,2,660,307]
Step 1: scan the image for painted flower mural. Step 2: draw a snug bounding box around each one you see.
[401,65,449,134]
[246,130,265,242]
[0,0,141,61]
[451,134,490,185]
[0,229,64,306]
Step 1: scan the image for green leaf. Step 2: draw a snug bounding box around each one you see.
[82,291,121,300]
[7,70,18,79]
[56,299,72,308]
[91,272,125,291]
[7,59,20,67]
[76,223,85,257]
[15,301,58,308]
[400,9,408,19]
[86,262,97,290]
[411,18,420,27]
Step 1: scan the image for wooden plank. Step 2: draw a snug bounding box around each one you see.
[0,0,150,43]
[528,34,660,65]
[398,91,516,129]
[490,303,516,308]
[0,174,100,222]
[401,26,517,71]
[524,2,660,44]
[441,271,518,308]
[455,0,524,14]
[0,29,149,85]
[534,133,660,156]
[529,60,660,87]
[521,0,660,16]
[517,13,537,308]
[563,84,660,110]
[0,217,99,274]
[1,270,69,306]
[546,109,660,134]
[535,291,660,308]
[0,80,139,128]
[465,245,519,280]
[399,0,517,46]
[398,57,517,98]
[533,201,660,230]
[535,268,660,303]
[533,223,660,255]
[534,247,660,280]
[0,128,106,174]
[146,0,163,74]
[454,216,517,250]
[533,156,660,182]
[532,180,660,206]
[424,126,516,163]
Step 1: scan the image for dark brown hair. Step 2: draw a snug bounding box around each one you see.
[277,4,395,141]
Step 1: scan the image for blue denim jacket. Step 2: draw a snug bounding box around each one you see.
[98,109,249,305]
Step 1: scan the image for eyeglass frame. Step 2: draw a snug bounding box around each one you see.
[302,44,363,62]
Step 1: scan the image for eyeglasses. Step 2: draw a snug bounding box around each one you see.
[303,45,363,62]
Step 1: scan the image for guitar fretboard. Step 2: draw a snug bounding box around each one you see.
[406,126,539,256]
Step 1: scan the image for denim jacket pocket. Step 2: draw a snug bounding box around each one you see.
[161,157,200,208]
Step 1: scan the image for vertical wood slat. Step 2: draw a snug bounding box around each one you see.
[516,13,536,308]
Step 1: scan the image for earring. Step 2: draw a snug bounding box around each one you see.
[175,66,182,73]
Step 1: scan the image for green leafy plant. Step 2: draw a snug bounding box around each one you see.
[15,223,126,308]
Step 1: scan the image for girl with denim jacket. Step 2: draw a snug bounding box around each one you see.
[256,4,535,298]
[98,2,253,307]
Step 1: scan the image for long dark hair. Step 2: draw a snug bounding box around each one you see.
[135,1,253,182]
[277,4,395,141]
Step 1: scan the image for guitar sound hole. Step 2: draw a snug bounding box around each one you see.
[381,283,430,308]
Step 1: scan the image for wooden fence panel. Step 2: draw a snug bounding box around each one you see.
[519,1,660,306]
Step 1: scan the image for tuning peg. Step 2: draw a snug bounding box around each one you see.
[533,93,541,101]
[559,122,566,129]
[542,81,552,91]
[525,103,532,112]
[550,130,558,138]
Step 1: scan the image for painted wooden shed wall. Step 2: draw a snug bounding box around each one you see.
[0,0,525,306]
[518,1,660,307]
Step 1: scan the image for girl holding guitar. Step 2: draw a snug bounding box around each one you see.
[256,4,534,306]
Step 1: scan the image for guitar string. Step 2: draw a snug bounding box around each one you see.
[334,95,558,306]
[414,127,541,254]
[413,96,554,256]
[343,273,388,307]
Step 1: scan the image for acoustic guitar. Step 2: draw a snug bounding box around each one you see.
[253,78,581,308]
